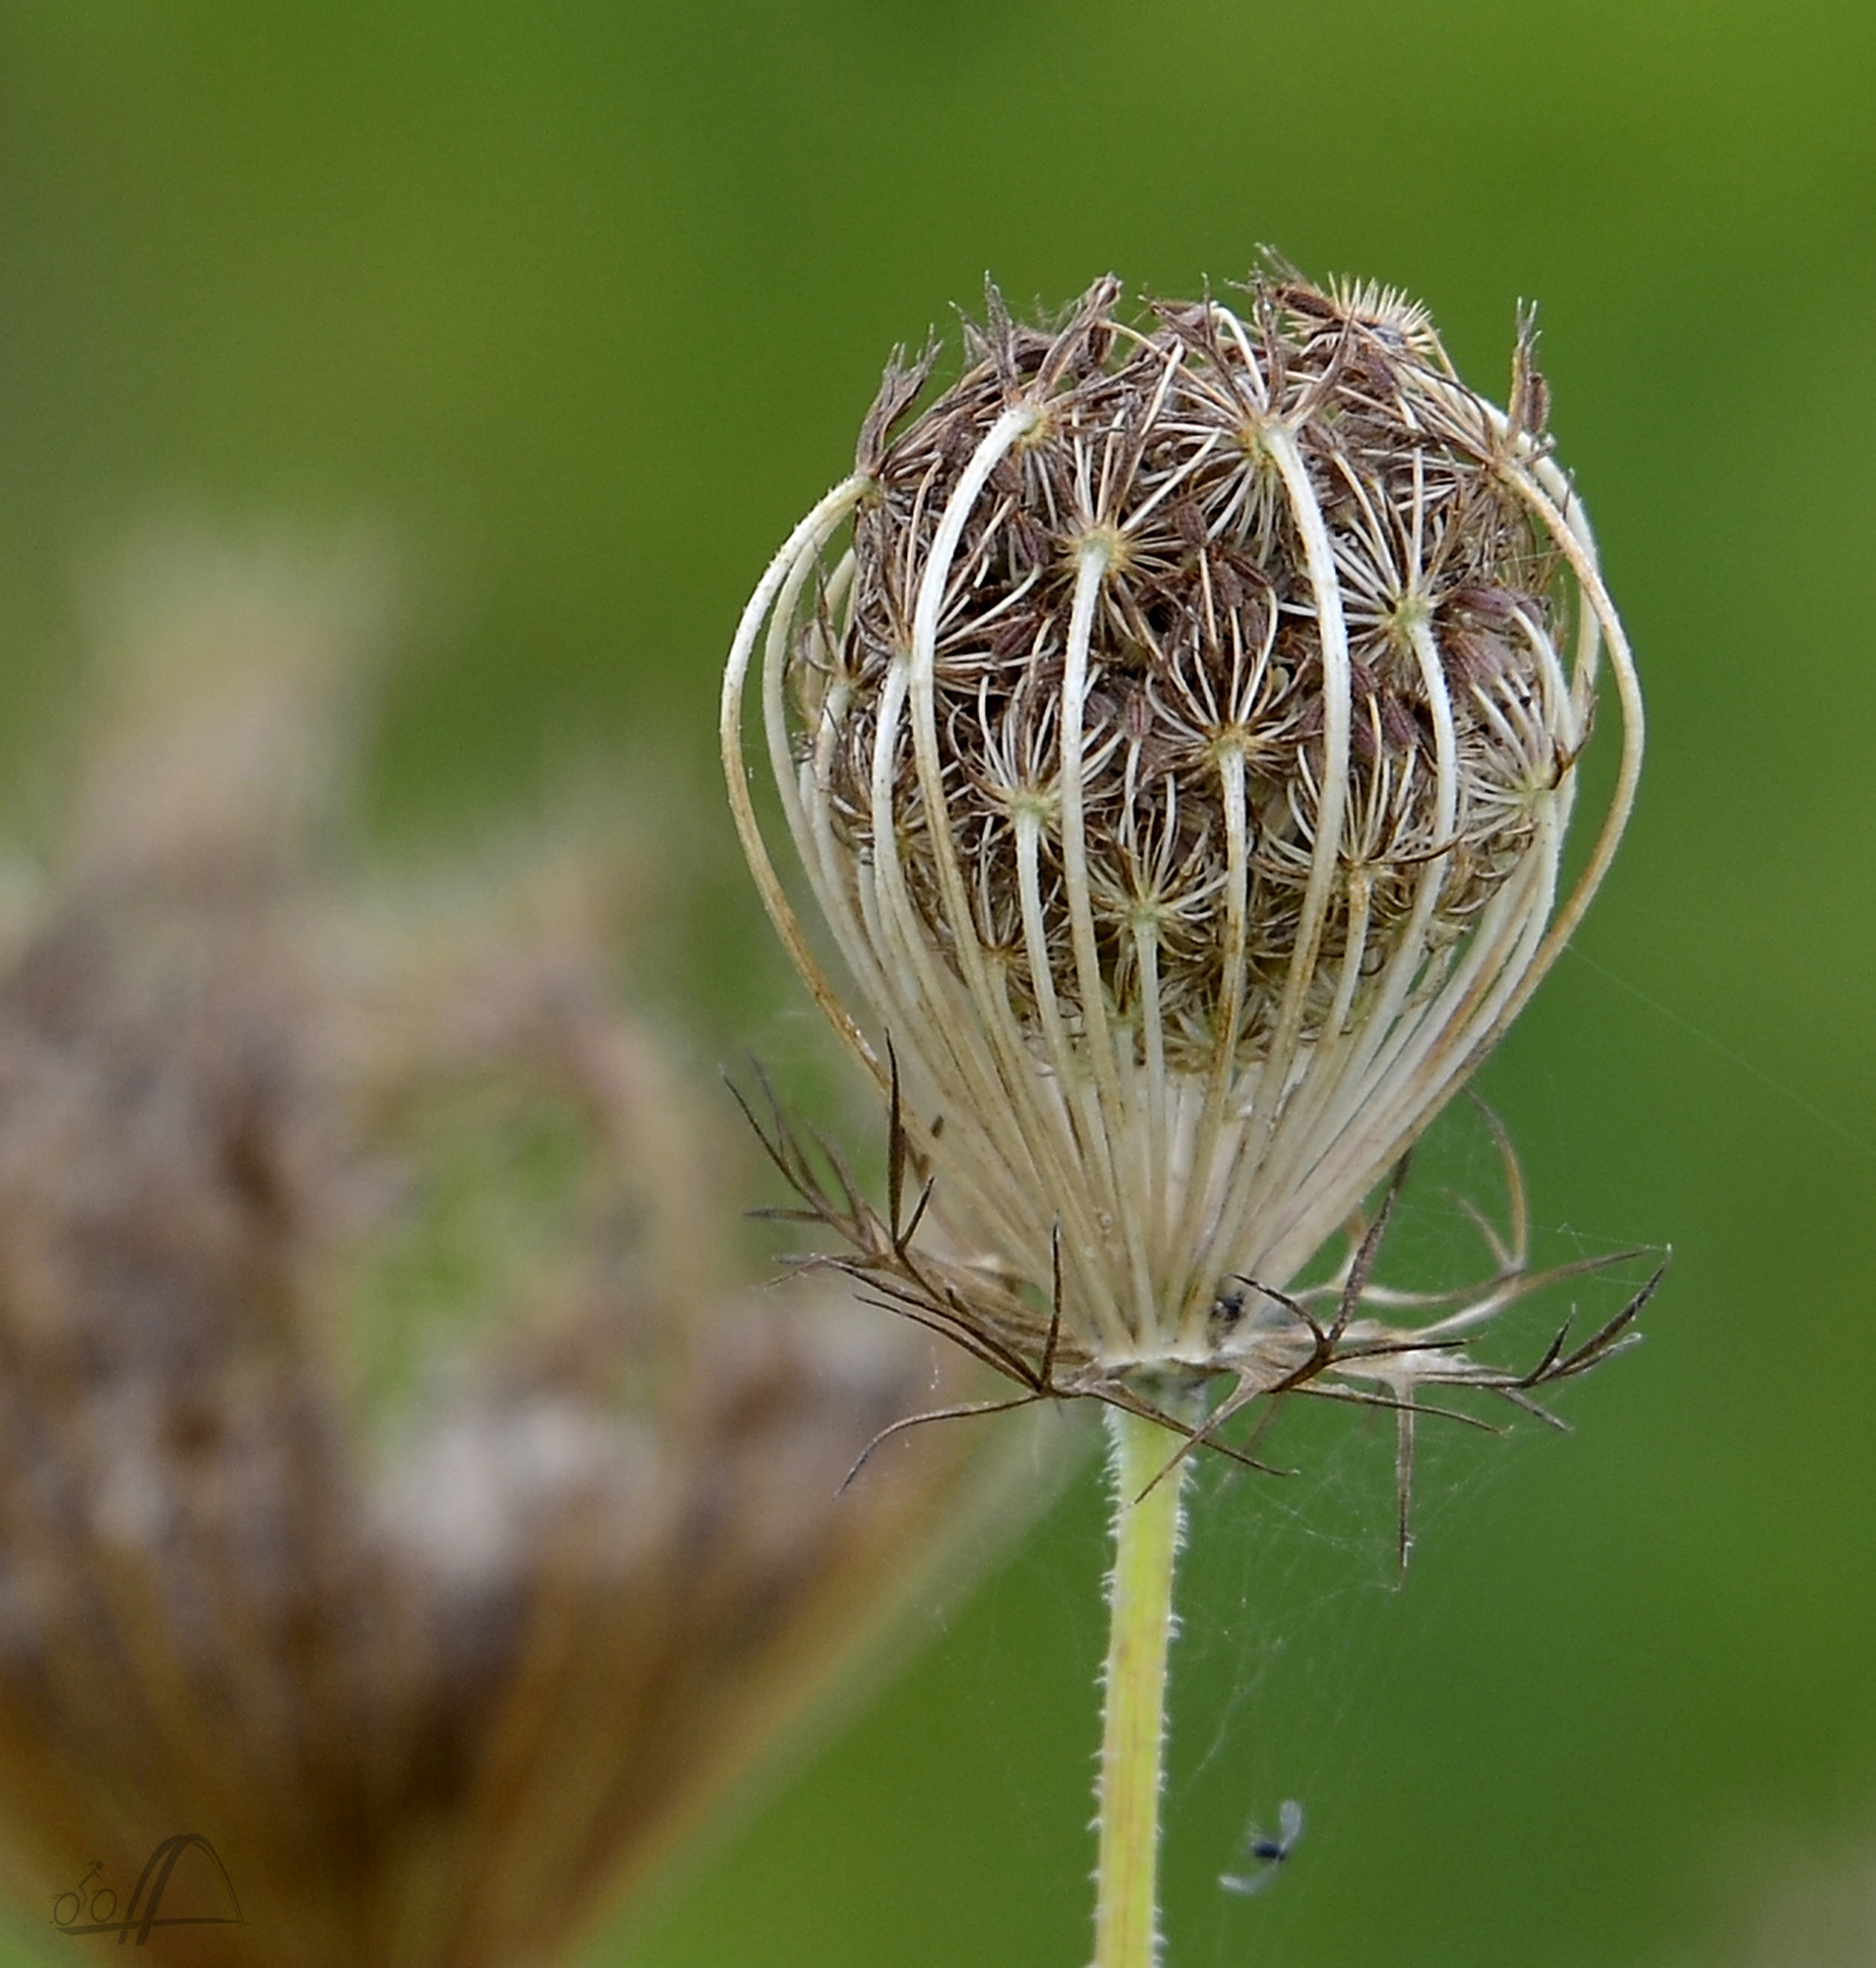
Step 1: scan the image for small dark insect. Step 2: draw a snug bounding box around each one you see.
[1208,1282,1246,1335]
[1221,1799,1304,1896]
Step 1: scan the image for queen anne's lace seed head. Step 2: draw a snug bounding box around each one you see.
[723,270,1645,1471]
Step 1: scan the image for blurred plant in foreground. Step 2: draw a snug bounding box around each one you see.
[1691,1836,1876,1968]
[724,269,1653,1966]
[0,532,1004,1967]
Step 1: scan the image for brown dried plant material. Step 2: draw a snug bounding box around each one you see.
[722,273,1649,1531]
[0,534,1002,1968]
[723,269,1653,1968]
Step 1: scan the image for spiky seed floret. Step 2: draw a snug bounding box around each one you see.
[818,282,1566,1056]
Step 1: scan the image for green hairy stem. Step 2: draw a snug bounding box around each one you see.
[1093,1407,1189,1968]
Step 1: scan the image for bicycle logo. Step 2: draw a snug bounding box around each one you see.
[51,1834,244,1944]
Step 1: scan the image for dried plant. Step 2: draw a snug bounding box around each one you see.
[1685,1833,1876,1968]
[721,268,1651,1966]
[0,533,1004,1968]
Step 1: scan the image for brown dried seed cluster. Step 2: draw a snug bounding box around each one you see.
[797,276,1574,1064]
[0,544,1009,1968]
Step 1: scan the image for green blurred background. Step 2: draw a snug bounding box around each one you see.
[0,2,1870,1963]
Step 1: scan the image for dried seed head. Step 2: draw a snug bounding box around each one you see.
[824,280,1571,1054]
[0,536,1010,1968]
[724,270,1643,1442]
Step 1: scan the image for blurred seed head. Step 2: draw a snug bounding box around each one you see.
[724,269,1645,1495]
[0,530,1003,1967]
[1692,1832,1876,1968]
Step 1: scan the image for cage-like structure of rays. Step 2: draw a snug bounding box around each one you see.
[722,274,1643,1423]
